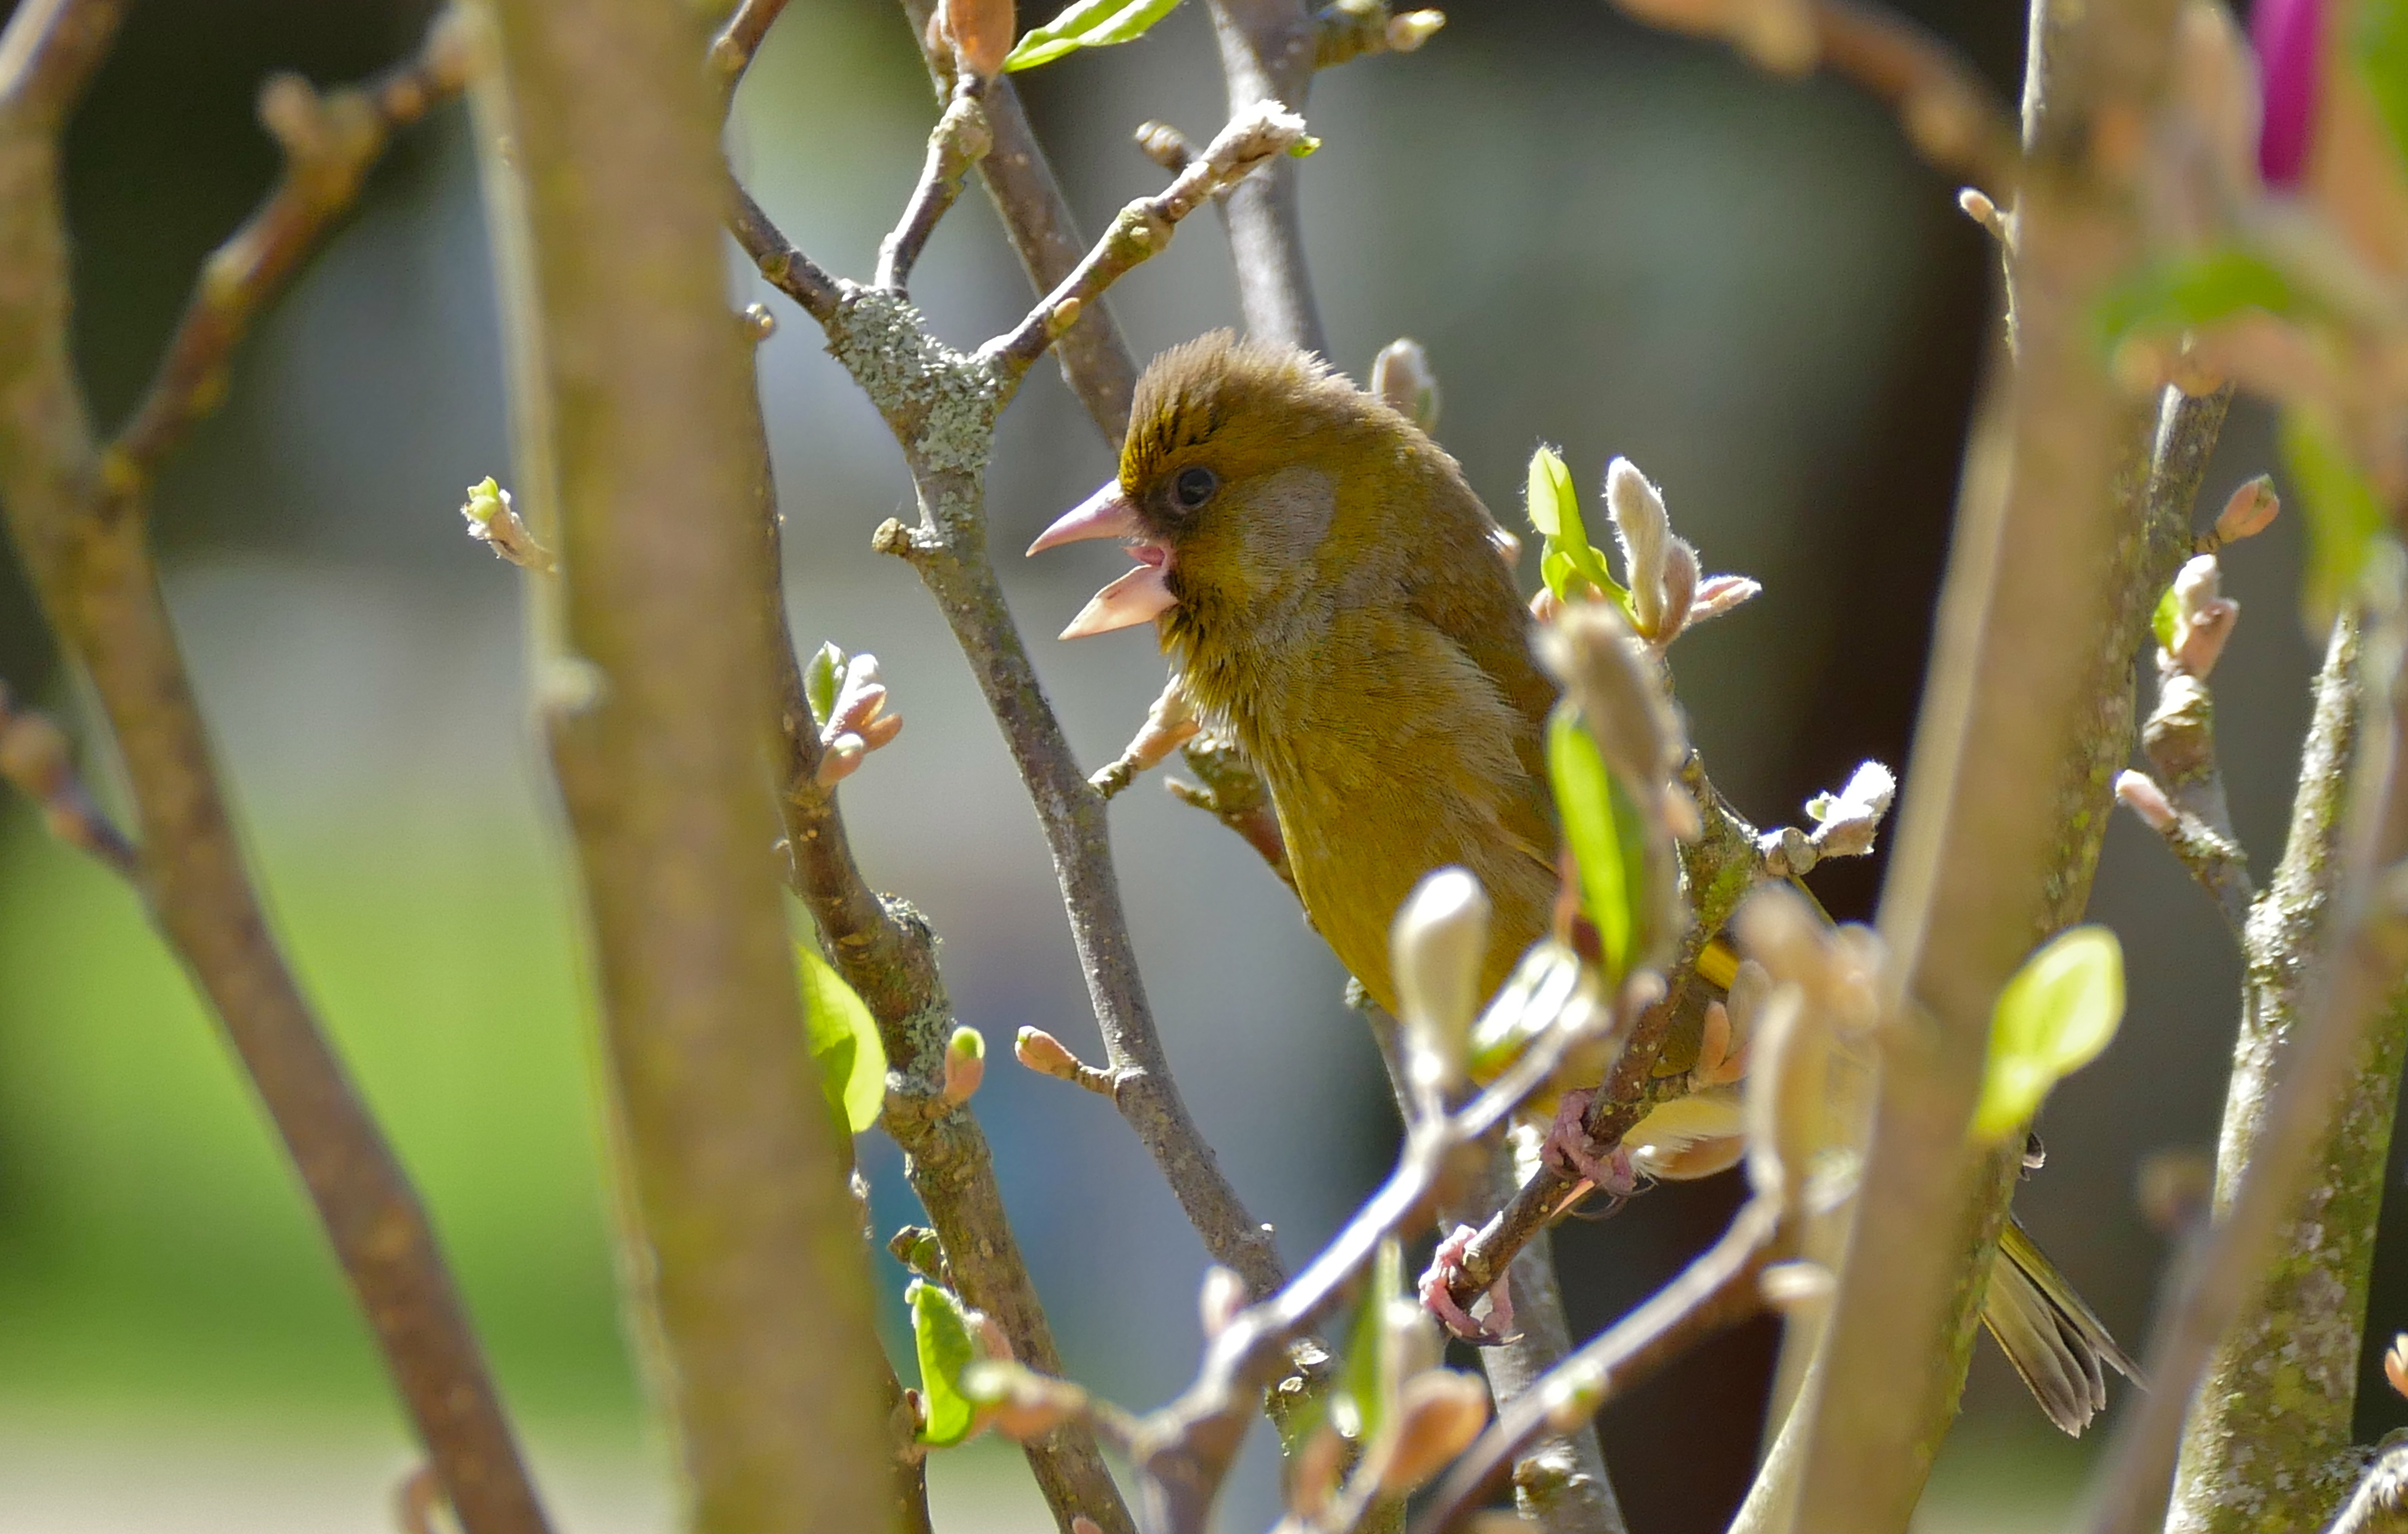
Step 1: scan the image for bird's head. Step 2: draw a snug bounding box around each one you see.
[1027,331,1426,643]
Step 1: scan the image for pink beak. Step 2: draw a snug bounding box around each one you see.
[1026,479,1180,640]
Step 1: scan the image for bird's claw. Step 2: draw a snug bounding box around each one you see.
[1417,1224,1517,1345]
[1540,1088,1640,1196]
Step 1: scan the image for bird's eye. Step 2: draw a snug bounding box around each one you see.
[1172,465,1218,512]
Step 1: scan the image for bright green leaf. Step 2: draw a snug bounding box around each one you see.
[799,943,887,1134]
[2151,582,2181,653]
[1971,925,2126,1142]
[2281,408,2391,622]
[909,1279,981,1446]
[1003,0,1183,69]
[805,642,845,726]
[1335,1237,1403,1444]
[2094,248,2307,352]
[1525,448,1613,593]
[1547,709,1645,982]
[2356,0,2408,173]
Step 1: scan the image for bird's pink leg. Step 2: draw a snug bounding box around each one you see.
[1539,1088,1639,1196]
[1418,1223,1516,1344]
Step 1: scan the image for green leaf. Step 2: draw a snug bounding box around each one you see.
[2151,582,2181,653]
[2094,248,2307,352]
[2281,408,2391,622]
[799,943,887,1134]
[805,642,845,727]
[1003,0,1183,69]
[908,1279,981,1446]
[2356,0,2408,173]
[1334,1237,1403,1444]
[1547,710,1647,982]
[1971,925,2126,1142]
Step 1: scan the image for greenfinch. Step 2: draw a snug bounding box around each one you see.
[1030,330,2136,1435]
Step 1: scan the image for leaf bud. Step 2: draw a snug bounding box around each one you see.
[941,1026,986,1106]
[2211,473,2280,546]
[1015,1026,1082,1080]
[1605,458,1672,637]
[944,0,1016,79]
[2385,1334,2408,1402]
[1372,338,1441,432]
[1375,1371,1491,1495]
[1392,867,1491,1095]
[1387,9,1446,50]
[2115,770,2179,834]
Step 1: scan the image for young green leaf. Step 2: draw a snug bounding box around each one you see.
[1525,447,1630,610]
[2094,247,2308,352]
[2281,408,2390,622]
[1971,925,2126,1142]
[909,1279,982,1446]
[1003,0,1182,69]
[799,943,888,1134]
[805,641,845,727]
[1547,709,1648,982]
[2150,581,2181,654]
[1335,1237,1404,1445]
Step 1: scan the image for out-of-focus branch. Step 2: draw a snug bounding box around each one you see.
[897,0,1140,441]
[709,0,789,118]
[481,4,890,1530]
[741,349,1134,1534]
[2111,604,2408,1534]
[1772,0,2210,1506]
[0,9,556,1534]
[0,681,139,876]
[102,18,471,504]
[1203,0,1327,355]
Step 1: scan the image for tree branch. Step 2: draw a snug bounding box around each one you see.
[875,77,991,295]
[896,0,1141,441]
[742,343,1134,1534]
[0,9,555,1533]
[1773,0,2210,1505]
[102,16,470,503]
[481,3,891,1530]
[0,679,139,876]
[709,0,789,119]
[1202,0,1328,356]
[2112,608,2408,1534]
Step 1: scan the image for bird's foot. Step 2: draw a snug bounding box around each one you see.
[1540,1088,1640,1196]
[1417,1224,1517,1345]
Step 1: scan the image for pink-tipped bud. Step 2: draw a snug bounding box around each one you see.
[941,1027,986,1106]
[2252,0,2321,188]
[2115,770,2180,834]
[2213,474,2280,546]
[1015,1027,1080,1079]
[944,0,1015,78]
[2386,1334,2408,1402]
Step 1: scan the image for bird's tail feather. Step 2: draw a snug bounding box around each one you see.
[1981,1216,2143,1436]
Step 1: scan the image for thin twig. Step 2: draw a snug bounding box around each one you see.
[2088,593,2408,1534]
[1410,1197,1784,1534]
[742,344,1135,1534]
[485,0,892,1526]
[1202,0,1327,355]
[0,9,556,1533]
[709,0,790,119]
[0,679,139,877]
[1806,0,2018,188]
[1440,761,1767,1312]
[874,77,991,295]
[102,15,472,503]
[1128,1005,1618,1534]
[2129,656,2254,936]
[729,180,842,323]
[985,103,1308,380]
[896,0,1141,441]
[775,101,1308,1303]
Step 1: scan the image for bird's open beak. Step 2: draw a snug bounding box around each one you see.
[1026,479,1179,640]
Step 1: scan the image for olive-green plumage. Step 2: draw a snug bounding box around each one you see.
[1119,332,1556,1016]
[1082,331,2136,1437]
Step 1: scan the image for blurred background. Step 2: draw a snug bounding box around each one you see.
[0,0,2379,1530]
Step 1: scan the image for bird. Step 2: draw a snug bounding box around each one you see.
[1027,328,2138,1435]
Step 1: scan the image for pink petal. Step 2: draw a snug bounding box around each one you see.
[2254,0,2323,187]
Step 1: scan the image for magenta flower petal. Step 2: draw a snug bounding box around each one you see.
[2254,0,2324,187]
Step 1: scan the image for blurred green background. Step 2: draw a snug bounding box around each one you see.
[0,0,2382,1531]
